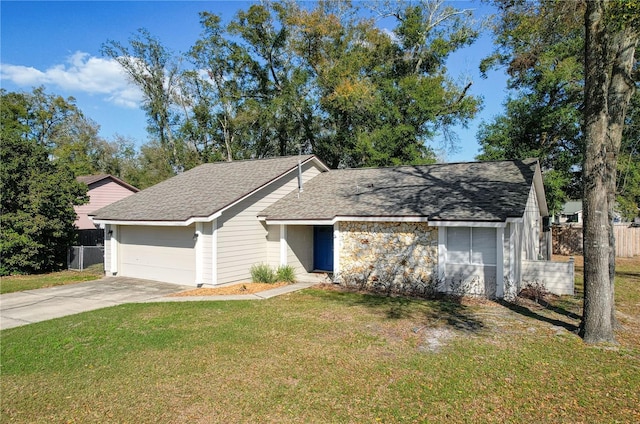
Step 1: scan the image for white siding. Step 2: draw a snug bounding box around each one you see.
[522,259,574,295]
[503,223,515,297]
[522,185,541,260]
[216,162,322,284]
[266,224,281,268]
[287,225,313,274]
[119,225,196,285]
[104,224,112,274]
[201,222,213,285]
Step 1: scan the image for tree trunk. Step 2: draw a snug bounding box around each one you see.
[581,0,638,344]
[581,0,615,344]
[605,27,639,329]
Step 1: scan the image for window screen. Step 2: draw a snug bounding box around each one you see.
[446,227,470,263]
[446,227,497,265]
[471,227,496,265]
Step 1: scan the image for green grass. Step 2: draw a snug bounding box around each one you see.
[1,258,639,423]
[0,264,103,294]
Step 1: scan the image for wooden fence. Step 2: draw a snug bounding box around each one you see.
[553,224,640,257]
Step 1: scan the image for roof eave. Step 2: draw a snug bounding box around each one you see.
[91,211,222,227]
[261,215,514,227]
[92,156,328,224]
[531,160,549,217]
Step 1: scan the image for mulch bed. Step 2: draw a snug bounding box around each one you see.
[168,282,289,297]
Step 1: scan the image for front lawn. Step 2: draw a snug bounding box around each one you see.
[0,265,103,294]
[1,258,639,423]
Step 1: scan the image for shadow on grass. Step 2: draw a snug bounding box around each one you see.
[537,298,582,321]
[497,300,580,333]
[346,292,485,333]
[616,271,640,281]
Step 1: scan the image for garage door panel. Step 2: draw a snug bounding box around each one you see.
[119,226,196,285]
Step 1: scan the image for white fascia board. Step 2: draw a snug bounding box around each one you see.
[264,219,334,226]
[264,216,432,226]
[334,216,431,223]
[264,216,510,226]
[92,211,222,227]
[429,220,507,228]
[92,219,193,227]
[506,217,524,223]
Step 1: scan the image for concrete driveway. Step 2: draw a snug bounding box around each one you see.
[0,277,191,330]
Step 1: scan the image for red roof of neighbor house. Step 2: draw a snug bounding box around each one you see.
[76,174,139,193]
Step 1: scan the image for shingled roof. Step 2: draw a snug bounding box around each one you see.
[91,155,319,222]
[77,174,139,192]
[260,159,544,222]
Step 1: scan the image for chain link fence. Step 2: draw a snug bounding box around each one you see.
[68,246,104,271]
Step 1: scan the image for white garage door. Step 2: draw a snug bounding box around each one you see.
[119,226,196,285]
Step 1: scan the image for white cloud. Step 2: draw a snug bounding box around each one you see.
[0,51,143,108]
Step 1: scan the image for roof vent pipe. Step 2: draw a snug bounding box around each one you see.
[298,159,304,193]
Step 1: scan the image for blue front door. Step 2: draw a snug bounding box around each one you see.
[313,226,334,271]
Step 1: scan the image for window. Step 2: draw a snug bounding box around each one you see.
[446,227,496,265]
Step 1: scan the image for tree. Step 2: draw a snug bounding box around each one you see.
[289,0,481,168]
[102,29,189,172]
[0,90,88,275]
[105,1,481,169]
[617,92,640,220]
[481,0,638,343]
[581,0,638,343]
[479,0,639,217]
[478,0,585,214]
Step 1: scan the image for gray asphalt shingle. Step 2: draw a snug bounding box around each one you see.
[260,159,539,222]
[91,155,316,221]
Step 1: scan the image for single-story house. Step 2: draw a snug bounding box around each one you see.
[553,200,583,224]
[75,174,139,245]
[91,156,574,298]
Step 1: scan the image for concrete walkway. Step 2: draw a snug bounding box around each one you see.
[0,277,321,331]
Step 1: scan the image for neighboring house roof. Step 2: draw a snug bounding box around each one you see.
[77,174,140,192]
[75,174,140,230]
[560,200,582,215]
[260,158,545,222]
[91,155,323,223]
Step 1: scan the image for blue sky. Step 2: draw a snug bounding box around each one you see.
[1,0,508,163]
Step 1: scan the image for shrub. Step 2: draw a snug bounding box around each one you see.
[519,281,549,304]
[250,263,276,284]
[276,265,296,283]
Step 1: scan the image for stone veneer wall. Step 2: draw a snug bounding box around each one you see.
[338,222,438,291]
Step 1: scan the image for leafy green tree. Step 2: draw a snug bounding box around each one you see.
[479,0,639,217]
[0,90,88,275]
[105,1,481,169]
[617,91,640,221]
[227,2,317,158]
[291,0,481,167]
[478,0,585,214]
[186,11,260,161]
[125,140,176,189]
[102,29,188,172]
